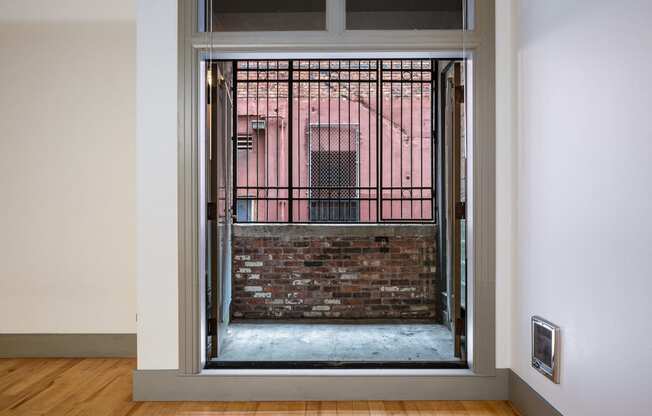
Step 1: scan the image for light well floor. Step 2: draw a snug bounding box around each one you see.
[216,323,456,362]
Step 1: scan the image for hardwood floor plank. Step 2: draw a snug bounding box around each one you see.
[132,401,184,415]
[412,400,468,416]
[334,400,370,416]
[368,400,386,416]
[0,359,59,393]
[254,401,307,415]
[0,359,517,416]
[462,401,495,416]
[401,401,424,416]
[0,358,81,412]
[485,402,516,416]
[69,362,141,416]
[224,400,258,415]
[307,401,337,416]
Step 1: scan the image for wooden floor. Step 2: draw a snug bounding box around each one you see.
[0,358,518,415]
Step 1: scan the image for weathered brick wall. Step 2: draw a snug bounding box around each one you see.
[231,225,442,321]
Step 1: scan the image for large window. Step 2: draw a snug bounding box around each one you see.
[174,0,496,380]
[233,59,435,224]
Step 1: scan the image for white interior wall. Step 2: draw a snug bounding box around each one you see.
[0,1,137,333]
[513,1,652,414]
[494,0,517,370]
[136,0,179,369]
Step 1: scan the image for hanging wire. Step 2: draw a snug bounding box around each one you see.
[206,0,213,360]
[460,0,470,357]
[459,0,468,183]
[207,0,213,163]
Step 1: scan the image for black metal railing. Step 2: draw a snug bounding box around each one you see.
[231,59,435,223]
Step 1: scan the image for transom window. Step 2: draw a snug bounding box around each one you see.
[200,0,470,32]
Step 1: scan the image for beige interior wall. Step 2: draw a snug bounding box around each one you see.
[0,2,136,333]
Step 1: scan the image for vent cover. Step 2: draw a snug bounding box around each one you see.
[236,135,253,151]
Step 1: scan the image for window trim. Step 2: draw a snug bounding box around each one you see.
[177,0,495,384]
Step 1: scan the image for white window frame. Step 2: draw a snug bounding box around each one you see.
[173,0,496,399]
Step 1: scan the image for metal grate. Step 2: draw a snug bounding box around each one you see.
[231,59,435,223]
[308,125,359,222]
[379,59,434,221]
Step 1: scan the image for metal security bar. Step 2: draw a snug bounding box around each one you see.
[232,59,435,223]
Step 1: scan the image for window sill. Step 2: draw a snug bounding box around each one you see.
[232,223,436,238]
[197,368,479,377]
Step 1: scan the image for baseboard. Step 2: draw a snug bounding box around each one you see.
[0,334,136,358]
[133,369,509,401]
[509,370,563,416]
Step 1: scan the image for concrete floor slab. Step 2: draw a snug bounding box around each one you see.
[214,323,455,362]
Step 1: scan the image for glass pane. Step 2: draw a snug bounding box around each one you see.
[346,0,464,30]
[203,0,326,32]
[236,199,254,222]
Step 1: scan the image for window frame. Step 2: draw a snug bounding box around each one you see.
[177,0,495,387]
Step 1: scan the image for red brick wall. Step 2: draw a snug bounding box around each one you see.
[231,225,442,321]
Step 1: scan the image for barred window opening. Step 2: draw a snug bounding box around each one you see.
[233,59,434,224]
